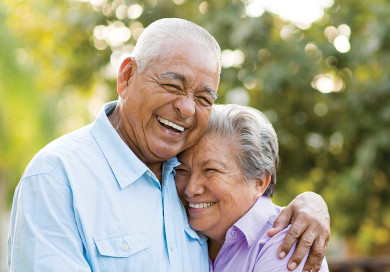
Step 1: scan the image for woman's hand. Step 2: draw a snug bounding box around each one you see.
[267,192,330,272]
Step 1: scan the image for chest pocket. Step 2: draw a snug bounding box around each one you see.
[94,233,150,272]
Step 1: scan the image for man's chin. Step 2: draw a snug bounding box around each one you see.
[149,147,183,161]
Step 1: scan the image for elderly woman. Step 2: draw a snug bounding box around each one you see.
[175,104,329,271]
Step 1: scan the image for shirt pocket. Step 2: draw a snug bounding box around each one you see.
[94,233,151,272]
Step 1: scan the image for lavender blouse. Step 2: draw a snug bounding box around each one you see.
[209,196,329,272]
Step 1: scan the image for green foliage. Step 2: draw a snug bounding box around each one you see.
[1,0,389,255]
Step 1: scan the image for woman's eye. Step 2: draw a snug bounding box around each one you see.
[175,168,188,175]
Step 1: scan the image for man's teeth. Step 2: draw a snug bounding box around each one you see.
[157,116,185,132]
[189,202,216,209]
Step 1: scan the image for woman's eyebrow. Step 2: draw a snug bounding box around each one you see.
[200,158,227,169]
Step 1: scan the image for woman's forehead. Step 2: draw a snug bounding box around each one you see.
[179,133,235,164]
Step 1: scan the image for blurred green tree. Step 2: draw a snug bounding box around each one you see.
[1,0,389,256]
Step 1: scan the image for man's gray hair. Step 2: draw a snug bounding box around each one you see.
[132,18,222,77]
[206,104,279,197]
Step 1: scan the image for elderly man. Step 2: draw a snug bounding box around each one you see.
[8,18,329,272]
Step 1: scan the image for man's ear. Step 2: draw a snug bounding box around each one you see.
[117,57,137,98]
[254,173,271,198]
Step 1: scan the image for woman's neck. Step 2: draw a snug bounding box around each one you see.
[208,239,223,261]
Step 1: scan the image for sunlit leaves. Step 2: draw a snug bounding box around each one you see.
[1,0,390,256]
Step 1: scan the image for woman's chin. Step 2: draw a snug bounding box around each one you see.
[189,220,211,234]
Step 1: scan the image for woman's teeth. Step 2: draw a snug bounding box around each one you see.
[189,202,216,209]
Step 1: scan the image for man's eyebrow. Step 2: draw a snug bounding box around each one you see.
[204,87,218,101]
[158,72,186,84]
[158,71,218,101]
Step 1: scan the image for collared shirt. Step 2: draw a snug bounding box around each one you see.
[210,196,329,272]
[8,101,209,272]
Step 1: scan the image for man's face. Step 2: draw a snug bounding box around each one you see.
[119,42,219,164]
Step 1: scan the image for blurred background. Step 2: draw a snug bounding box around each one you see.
[1,0,390,271]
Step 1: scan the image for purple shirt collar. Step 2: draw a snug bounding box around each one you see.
[230,196,279,247]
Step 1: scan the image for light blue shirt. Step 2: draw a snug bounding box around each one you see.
[8,101,209,272]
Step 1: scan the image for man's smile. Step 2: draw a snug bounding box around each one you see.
[157,116,185,132]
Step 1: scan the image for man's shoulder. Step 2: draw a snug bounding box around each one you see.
[45,124,95,154]
[22,124,96,179]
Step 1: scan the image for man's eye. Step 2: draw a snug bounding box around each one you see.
[204,168,218,173]
[197,96,213,107]
[164,84,182,91]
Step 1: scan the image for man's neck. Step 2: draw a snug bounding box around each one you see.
[146,162,163,182]
[108,105,163,183]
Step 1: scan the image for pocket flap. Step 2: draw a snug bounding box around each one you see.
[95,233,149,257]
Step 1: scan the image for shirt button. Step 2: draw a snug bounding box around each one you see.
[147,172,152,177]
[121,243,129,251]
[231,230,237,237]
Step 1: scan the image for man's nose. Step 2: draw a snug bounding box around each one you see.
[173,96,196,118]
[184,177,205,198]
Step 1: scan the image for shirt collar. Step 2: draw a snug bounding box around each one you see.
[161,157,180,187]
[184,224,208,246]
[90,101,150,190]
[163,156,181,176]
[232,196,277,247]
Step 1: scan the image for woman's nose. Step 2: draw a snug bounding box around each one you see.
[184,178,205,198]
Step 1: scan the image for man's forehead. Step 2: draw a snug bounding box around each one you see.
[156,41,219,71]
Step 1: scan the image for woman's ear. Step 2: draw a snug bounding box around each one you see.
[117,57,137,98]
[254,173,271,198]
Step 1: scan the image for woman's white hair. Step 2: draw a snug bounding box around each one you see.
[132,18,221,78]
[206,104,279,197]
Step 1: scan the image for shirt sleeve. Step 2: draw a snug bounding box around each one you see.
[8,173,91,272]
[253,228,308,272]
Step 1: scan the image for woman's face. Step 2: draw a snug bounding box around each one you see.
[175,133,263,243]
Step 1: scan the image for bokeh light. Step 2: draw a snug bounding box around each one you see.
[333,35,351,53]
[115,4,127,20]
[127,4,143,19]
[225,88,250,106]
[221,49,245,68]
[172,0,185,5]
[245,0,334,29]
[199,2,209,14]
[312,73,344,93]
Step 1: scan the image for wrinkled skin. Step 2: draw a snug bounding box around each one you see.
[109,41,219,178]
